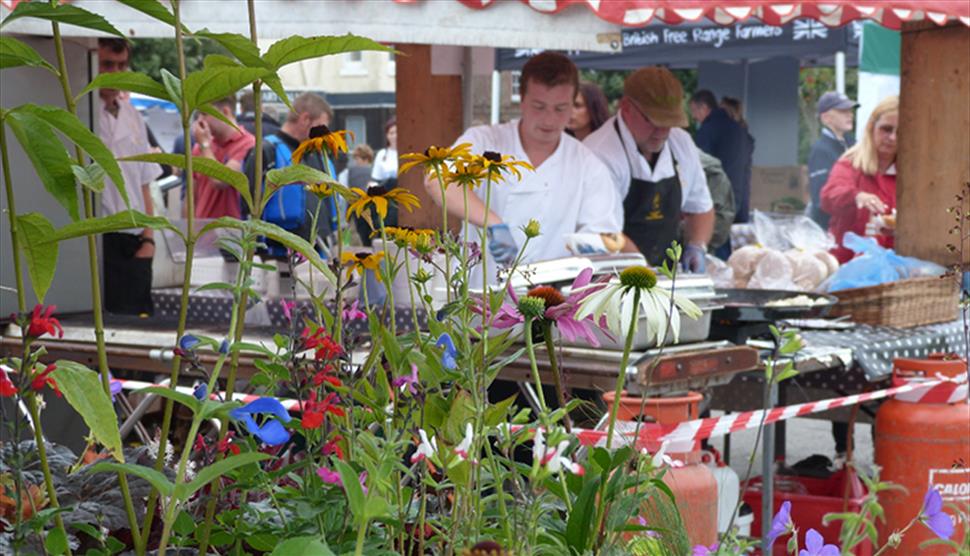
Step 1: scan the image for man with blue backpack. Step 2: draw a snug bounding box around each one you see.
[243,92,338,258]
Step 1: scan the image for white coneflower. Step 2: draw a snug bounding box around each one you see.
[575,265,702,347]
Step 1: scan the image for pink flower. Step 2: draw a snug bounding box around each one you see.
[391,364,420,396]
[342,300,366,321]
[317,466,341,485]
[280,299,296,323]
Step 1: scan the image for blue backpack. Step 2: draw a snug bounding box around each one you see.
[262,134,306,232]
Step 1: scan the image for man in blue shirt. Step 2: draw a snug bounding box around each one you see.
[806,91,858,230]
[690,89,750,224]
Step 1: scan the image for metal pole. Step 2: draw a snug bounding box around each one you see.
[835,51,846,94]
[761,379,779,554]
[490,69,501,124]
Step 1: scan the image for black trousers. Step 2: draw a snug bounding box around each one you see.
[103,233,154,315]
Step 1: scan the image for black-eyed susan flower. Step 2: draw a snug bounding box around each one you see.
[399,143,473,176]
[378,226,437,252]
[441,154,487,189]
[305,179,350,201]
[292,125,353,163]
[346,185,421,228]
[340,251,385,279]
[479,150,534,183]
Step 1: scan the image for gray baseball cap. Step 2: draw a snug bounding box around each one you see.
[817,91,859,115]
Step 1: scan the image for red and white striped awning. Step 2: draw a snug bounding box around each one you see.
[450,1,970,29]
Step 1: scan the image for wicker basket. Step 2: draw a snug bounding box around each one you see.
[828,275,959,328]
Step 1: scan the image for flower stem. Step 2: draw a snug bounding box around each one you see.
[523,317,549,421]
[605,288,641,449]
[433,166,451,303]
[542,322,571,433]
[354,518,369,556]
[0,125,25,313]
[26,394,71,556]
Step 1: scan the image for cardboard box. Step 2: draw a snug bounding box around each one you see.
[749,165,808,214]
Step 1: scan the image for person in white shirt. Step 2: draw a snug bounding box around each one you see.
[584,66,714,273]
[369,118,398,185]
[425,52,621,283]
[96,38,161,314]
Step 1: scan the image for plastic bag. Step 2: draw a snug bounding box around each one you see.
[705,254,734,289]
[823,233,946,292]
[750,210,834,252]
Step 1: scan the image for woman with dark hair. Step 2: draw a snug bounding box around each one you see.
[567,82,610,141]
[369,117,398,186]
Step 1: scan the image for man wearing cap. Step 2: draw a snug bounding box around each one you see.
[807,91,858,229]
[585,67,714,273]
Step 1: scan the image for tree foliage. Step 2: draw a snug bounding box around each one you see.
[130,38,230,83]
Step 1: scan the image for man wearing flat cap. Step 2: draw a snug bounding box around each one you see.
[807,91,858,230]
[585,66,714,272]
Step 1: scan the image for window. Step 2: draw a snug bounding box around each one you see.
[510,71,521,104]
[344,115,366,149]
[340,51,367,76]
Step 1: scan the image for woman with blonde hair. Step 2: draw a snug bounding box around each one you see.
[821,95,898,263]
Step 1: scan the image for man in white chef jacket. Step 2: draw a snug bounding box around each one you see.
[425,52,621,283]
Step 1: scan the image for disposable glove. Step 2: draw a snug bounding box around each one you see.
[487,224,518,266]
[682,243,707,274]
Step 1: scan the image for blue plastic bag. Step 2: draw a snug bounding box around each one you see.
[824,233,945,292]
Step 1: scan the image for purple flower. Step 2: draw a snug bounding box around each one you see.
[436,333,458,370]
[391,363,420,396]
[193,382,208,401]
[692,543,718,556]
[280,299,296,323]
[317,466,341,485]
[798,529,839,556]
[358,471,368,495]
[229,397,292,446]
[109,377,123,401]
[342,299,366,321]
[767,500,793,545]
[920,487,954,540]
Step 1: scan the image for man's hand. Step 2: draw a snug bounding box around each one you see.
[192,118,212,150]
[681,243,706,274]
[487,224,517,265]
[134,240,155,259]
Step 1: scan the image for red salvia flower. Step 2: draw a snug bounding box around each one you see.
[26,305,63,339]
[301,327,343,360]
[30,364,61,397]
[300,391,346,430]
[0,368,17,397]
[312,364,342,388]
[217,432,241,455]
[322,434,345,460]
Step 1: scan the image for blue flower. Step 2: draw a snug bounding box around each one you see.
[767,500,793,545]
[193,382,208,401]
[178,334,201,352]
[436,333,458,370]
[921,487,954,540]
[229,397,292,446]
[798,529,839,556]
[219,339,230,355]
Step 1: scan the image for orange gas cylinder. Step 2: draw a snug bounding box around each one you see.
[603,391,718,547]
[875,354,970,554]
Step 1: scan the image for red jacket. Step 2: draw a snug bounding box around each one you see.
[820,158,896,263]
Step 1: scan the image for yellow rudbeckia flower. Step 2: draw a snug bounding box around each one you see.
[346,185,421,228]
[292,125,353,164]
[378,226,437,252]
[479,150,534,183]
[399,143,473,176]
[340,251,385,279]
[441,154,487,189]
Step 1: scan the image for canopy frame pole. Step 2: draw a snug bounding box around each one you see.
[490,69,501,125]
[835,50,846,93]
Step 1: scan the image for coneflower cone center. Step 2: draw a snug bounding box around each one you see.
[526,286,566,308]
[619,266,657,290]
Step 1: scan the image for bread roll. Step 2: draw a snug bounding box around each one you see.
[786,250,828,291]
[727,245,768,286]
[811,250,839,277]
[600,233,625,253]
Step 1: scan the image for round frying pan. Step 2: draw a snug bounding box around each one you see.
[712,288,839,323]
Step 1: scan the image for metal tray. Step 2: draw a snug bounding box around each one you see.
[712,288,839,323]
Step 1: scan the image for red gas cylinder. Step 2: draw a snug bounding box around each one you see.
[603,391,719,547]
[875,354,970,554]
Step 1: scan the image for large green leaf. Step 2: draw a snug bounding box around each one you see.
[197,103,240,133]
[135,385,200,415]
[75,71,170,104]
[45,210,177,244]
[5,112,78,220]
[202,217,335,284]
[262,74,292,111]
[71,163,106,193]
[16,104,128,206]
[265,164,332,187]
[51,361,124,461]
[565,474,602,552]
[185,452,271,498]
[16,213,58,303]
[1,2,124,37]
[114,0,188,34]
[121,153,253,212]
[269,537,335,556]
[262,34,393,70]
[159,68,183,109]
[334,460,365,523]
[182,66,268,113]
[195,31,264,67]
[0,36,55,72]
[87,461,174,497]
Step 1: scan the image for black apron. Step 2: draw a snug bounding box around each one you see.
[615,120,682,266]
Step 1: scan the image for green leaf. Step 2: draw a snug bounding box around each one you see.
[120,153,253,212]
[197,103,240,133]
[182,66,268,112]
[72,163,106,193]
[45,210,177,244]
[159,69,183,108]
[75,72,170,104]
[195,31,265,67]
[135,385,200,415]
[263,74,292,111]
[265,163,332,187]
[114,0,188,33]
[16,213,58,303]
[334,459,365,523]
[262,34,393,70]
[269,537,335,556]
[0,36,55,72]
[173,510,195,537]
[1,2,124,37]
[87,461,174,497]
[51,361,124,461]
[44,526,69,555]
[565,473,601,552]
[5,111,78,220]
[246,533,279,552]
[185,452,271,497]
[15,104,128,207]
[202,217,335,284]
[363,495,391,521]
